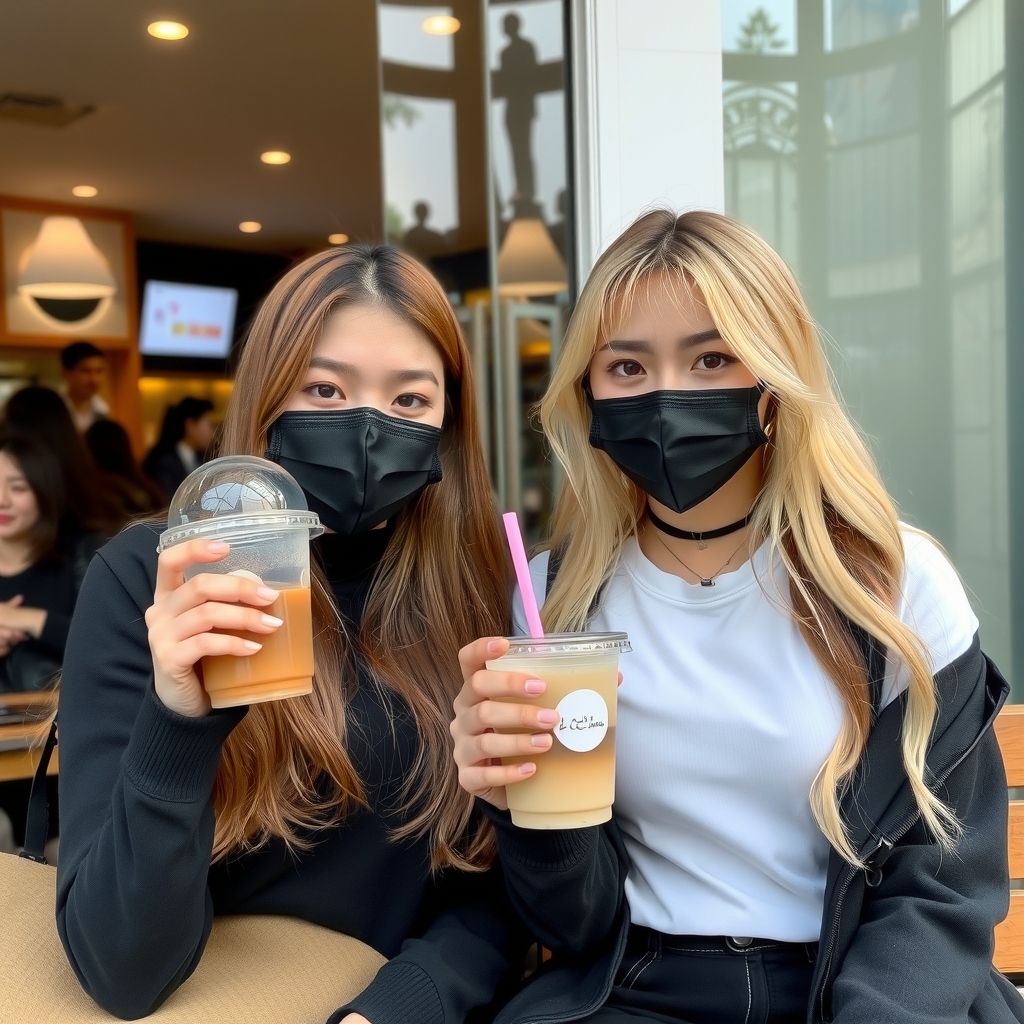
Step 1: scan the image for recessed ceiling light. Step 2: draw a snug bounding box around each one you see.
[260,150,291,165]
[71,185,98,198]
[238,221,262,233]
[148,21,189,40]
[328,233,349,245]
[422,15,460,35]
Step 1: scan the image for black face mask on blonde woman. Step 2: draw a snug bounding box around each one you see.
[587,383,768,514]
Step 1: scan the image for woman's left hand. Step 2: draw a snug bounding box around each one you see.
[338,1015,372,1024]
[0,595,45,639]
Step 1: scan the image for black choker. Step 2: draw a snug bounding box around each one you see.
[646,505,752,548]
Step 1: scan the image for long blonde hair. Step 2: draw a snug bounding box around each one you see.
[215,244,510,869]
[541,210,957,864]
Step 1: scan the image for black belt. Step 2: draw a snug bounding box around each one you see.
[627,924,819,961]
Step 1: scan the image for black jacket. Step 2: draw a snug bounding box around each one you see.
[485,638,1024,1024]
[56,523,521,1023]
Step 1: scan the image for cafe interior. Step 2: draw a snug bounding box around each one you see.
[0,0,571,513]
[0,0,571,842]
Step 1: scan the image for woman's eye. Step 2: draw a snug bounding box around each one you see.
[394,393,427,409]
[609,359,645,378]
[695,353,731,371]
[311,384,340,400]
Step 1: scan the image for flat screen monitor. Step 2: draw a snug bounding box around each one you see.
[139,280,238,360]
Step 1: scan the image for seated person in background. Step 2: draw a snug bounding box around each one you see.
[85,419,165,515]
[4,386,123,536]
[142,397,215,499]
[60,341,109,432]
[0,435,101,692]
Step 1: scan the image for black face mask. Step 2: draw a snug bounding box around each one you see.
[587,384,768,514]
[266,408,443,535]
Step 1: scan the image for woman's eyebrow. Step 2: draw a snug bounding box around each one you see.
[389,368,439,386]
[678,328,722,348]
[597,329,722,354]
[597,339,655,354]
[308,356,355,375]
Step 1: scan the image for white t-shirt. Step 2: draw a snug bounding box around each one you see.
[513,527,977,942]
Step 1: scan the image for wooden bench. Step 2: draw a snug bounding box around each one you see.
[993,704,1024,974]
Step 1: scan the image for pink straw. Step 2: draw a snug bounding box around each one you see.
[502,512,545,639]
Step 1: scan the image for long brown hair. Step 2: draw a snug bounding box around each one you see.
[215,245,510,868]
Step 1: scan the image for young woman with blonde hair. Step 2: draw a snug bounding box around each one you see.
[57,245,520,1023]
[452,210,1022,1023]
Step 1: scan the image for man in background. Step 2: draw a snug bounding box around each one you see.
[60,342,109,432]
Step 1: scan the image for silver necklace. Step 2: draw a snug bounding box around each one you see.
[649,526,750,587]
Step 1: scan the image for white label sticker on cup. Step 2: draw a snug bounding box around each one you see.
[554,689,609,753]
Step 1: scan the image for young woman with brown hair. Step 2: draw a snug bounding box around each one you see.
[452,211,1022,1023]
[56,245,517,1023]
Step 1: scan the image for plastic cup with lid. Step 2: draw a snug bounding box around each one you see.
[486,632,631,829]
[157,455,324,708]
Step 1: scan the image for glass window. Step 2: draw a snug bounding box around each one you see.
[825,0,919,51]
[722,1,798,54]
[722,0,1011,675]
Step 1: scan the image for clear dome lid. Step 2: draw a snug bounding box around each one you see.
[158,455,323,551]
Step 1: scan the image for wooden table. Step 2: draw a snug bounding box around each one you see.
[0,692,57,783]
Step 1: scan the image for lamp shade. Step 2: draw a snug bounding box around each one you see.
[17,216,116,300]
[497,218,568,297]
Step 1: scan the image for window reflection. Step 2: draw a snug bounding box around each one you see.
[488,1,566,227]
[379,5,456,70]
[382,95,459,254]
[722,0,1010,673]
[825,0,919,51]
[722,1,797,54]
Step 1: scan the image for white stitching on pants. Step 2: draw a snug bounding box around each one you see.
[627,956,656,990]
[742,956,752,1024]
[620,950,654,989]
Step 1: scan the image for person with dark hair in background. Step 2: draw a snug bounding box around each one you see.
[85,420,165,515]
[0,435,102,692]
[142,397,215,500]
[3,386,122,535]
[60,342,109,432]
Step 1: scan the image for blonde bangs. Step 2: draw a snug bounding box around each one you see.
[541,210,958,864]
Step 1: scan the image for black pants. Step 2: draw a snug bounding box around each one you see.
[582,927,817,1024]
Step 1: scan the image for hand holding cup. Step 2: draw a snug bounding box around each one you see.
[450,636,560,810]
[145,539,283,718]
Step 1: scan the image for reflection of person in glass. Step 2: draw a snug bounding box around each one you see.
[402,202,447,260]
[500,13,539,212]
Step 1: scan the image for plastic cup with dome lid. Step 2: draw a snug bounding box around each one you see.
[158,455,324,708]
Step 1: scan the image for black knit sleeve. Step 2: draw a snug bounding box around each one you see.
[55,526,246,1019]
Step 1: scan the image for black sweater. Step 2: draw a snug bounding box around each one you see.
[56,522,518,1023]
[0,557,76,689]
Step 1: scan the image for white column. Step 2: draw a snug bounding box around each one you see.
[571,0,724,280]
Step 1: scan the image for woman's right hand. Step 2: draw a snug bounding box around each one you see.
[145,540,283,718]
[450,636,559,810]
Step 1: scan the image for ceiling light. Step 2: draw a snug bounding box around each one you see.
[328,233,349,245]
[422,15,460,35]
[260,151,291,165]
[71,185,98,198]
[148,21,189,40]
[17,216,116,300]
[238,221,262,233]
